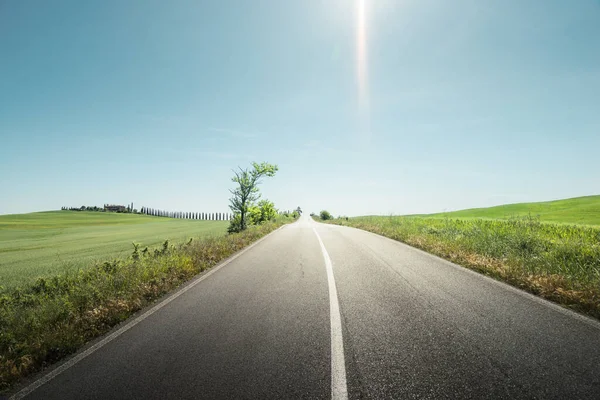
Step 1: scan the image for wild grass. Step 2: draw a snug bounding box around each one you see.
[324,215,600,320]
[0,211,228,288]
[0,217,293,392]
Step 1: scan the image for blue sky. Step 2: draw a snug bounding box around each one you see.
[1,0,599,216]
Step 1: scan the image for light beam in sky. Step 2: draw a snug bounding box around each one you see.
[356,0,370,139]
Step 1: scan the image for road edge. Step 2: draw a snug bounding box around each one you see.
[318,220,600,331]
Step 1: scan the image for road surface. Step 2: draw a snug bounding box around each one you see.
[12,216,600,399]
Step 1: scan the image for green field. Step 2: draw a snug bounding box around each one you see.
[417,195,600,226]
[0,211,228,288]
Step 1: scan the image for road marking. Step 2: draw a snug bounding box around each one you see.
[313,228,348,400]
[9,224,289,400]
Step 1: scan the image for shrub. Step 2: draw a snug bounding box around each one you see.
[228,214,243,233]
[248,200,278,226]
[248,206,262,226]
[257,200,278,222]
[320,210,333,220]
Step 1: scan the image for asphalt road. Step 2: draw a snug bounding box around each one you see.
[13,216,600,399]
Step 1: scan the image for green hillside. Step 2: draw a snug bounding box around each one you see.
[422,195,600,226]
[0,211,229,288]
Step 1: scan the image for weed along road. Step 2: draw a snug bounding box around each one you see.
[13,216,600,399]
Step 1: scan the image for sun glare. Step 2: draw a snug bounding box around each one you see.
[356,0,370,137]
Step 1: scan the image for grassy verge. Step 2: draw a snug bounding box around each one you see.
[0,217,294,392]
[320,216,600,320]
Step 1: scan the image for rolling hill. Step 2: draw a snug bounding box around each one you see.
[420,195,600,226]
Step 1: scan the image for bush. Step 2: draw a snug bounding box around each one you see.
[320,210,333,220]
[248,200,278,226]
[258,200,278,222]
[248,206,262,226]
[228,214,243,233]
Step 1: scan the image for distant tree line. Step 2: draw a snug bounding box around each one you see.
[279,208,301,219]
[61,204,231,220]
[61,204,137,213]
[140,206,232,221]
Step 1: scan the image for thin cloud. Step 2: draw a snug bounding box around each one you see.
[198,151,255,160]
[304,139,321,148]
[208,128,261,139]
[164,148,254,161]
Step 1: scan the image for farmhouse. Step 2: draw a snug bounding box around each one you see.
[104,204,127,212]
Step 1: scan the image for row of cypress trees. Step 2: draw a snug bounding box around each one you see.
[140,207,231,221]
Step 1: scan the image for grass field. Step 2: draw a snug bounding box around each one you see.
[0,211,228,288]
[416,195,600,226]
